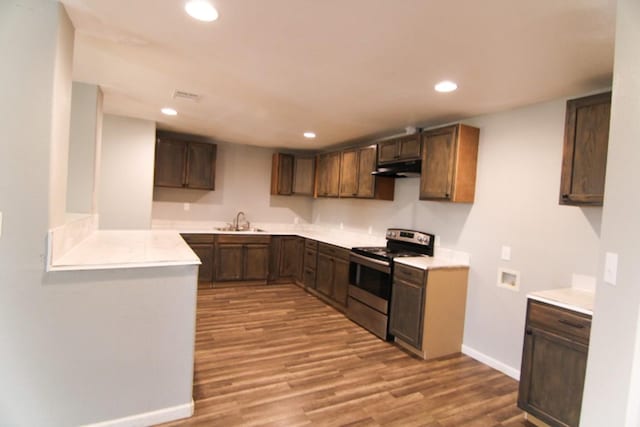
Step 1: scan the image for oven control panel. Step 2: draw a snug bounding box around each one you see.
[386,228,434,247]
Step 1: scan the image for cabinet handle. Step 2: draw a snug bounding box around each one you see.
[561,194,570,199]
[525,329,532,335]
[445,193,450,198]
[558,319,585,329]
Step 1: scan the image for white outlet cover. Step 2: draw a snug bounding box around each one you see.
[604,252,618,285]
[501,245,511,261]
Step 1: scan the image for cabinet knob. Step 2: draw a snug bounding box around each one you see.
[561,194,569,199]
[525,329,533,335]
[445,193,450,198]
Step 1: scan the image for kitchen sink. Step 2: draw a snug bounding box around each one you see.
[214,226,266,233]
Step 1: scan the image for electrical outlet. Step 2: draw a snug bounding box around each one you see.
[604,252,618,285]
[501,245,511,261]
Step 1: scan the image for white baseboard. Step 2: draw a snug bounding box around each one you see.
[462,345,520,380]
[83,400,194,427]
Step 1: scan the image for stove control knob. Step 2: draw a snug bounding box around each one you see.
[417,236,427,244]
[387,231,396,238]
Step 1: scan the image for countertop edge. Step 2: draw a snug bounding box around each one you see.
[527,293,594,316]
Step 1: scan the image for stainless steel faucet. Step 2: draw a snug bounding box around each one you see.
[234,211,248,230]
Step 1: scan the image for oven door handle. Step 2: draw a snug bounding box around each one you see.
[350,252,391,274]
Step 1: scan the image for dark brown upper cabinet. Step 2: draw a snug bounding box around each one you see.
[292,156,315,195]
[154,135,216,190]
[271,153,294,195]
[419,124,479,203]
[339,145,394,200]
[560,91,611,206]
[377,134,422,164]
[315,151,341,197]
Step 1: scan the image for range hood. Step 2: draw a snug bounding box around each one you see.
[371,159,422,178]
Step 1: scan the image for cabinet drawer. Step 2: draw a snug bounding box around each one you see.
[181,233,215,244]
[393,264,425,285]
[304,248,317,270]
[305,239,318,250]
[528,300,591,344]
[217,234,271,245]
[318,243,350,261]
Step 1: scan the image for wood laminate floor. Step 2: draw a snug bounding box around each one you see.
[159,284,531,427]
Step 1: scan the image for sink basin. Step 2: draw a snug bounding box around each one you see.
[214,226,266,233]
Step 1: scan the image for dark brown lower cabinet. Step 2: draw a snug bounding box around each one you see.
[268,236,303,284]
[389,267,425,348]
[313,243,350,311]
[518,300,591,427]
[214,235,271,284]
[181,234,215,286]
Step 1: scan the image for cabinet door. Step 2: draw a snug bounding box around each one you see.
[332,257,349,307]
[560,92,611,206]
[244,244,270,281]
[316,253,334,297]
[215,244,244,281]
[189,243,214,283]
[186,141,216,190]
[315,154,328,196]
[154,138,187,188]
[295,237,304,284]
[518,327,588,427]
[377,140,398,164]
[268,236,282,282]
[389,278,425,348]
[325,152,341,197]
[271,153,294,195]
[293,157,315,195]
[398,135,421,160]
[279,236,301,278]
[420,126,456,200]
[339,149,359,197]
[357,146,376,198]
[303,267,316,289]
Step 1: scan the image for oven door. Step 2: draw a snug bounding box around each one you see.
[349,253,392,305]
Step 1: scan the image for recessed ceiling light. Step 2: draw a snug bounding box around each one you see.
[161,107,178,116]
[185,0,219,22]
[303,132,316,139]
[434,80,458,93]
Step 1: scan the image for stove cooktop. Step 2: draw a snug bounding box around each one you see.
[351,246,424,262]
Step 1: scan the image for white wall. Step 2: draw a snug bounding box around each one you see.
[67,82,102,214]
[313,97,603,373]
[0,3,197,426]
[152,141,314,225]
[581,0,640,424]
[99,114,155,229]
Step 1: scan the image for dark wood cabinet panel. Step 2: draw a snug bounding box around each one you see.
[189,243,214,283]
[315,253,333,297]
[293,157,315,195]
[518,300,592,427]
[187,141,216,189]
[420,124,479,203]
[214,244,244,281]
[560,91,611,206]
[389,276,425,348]
[302,239,318,289]
[271,153,294,195]
[154,134,216,190]
[333,257,349,307]
[154,138,187,188]
[357,145,376,198]
[279,236,301,278]
[339,149,359,197]
[243,244,270,281]
[316,152,341,197]
[377,134,421,164]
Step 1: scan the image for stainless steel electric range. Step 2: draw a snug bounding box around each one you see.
[347,228,435,340]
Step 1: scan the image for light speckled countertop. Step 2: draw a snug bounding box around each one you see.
[49,230,201,271]
[395,256,470,270]
[528,288,594,315]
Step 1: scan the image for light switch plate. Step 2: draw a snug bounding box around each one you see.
[604,252,618,285]
[501,245,511,261]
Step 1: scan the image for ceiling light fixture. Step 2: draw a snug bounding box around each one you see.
[161,107,178,116]
[434,80,458,93]
[303,132,316,139]
[185,0,219,22]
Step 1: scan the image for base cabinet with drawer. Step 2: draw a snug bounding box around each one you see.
[269,236,304,284]
[181,234,215,286]
[389,264,469,359]
[518,300,592,427]
[302,239,318,289]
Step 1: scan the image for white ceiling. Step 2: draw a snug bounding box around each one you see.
[62,0,616,149]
